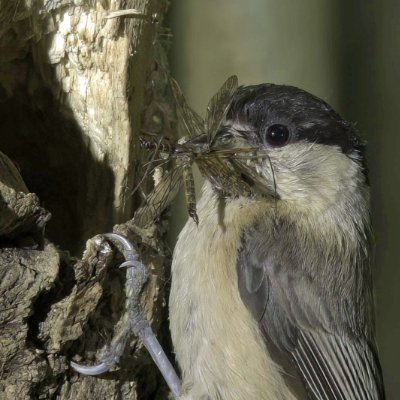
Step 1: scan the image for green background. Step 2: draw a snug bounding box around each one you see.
[168,1,400,397]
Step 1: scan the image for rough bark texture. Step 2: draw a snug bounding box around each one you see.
[0,1,174,399]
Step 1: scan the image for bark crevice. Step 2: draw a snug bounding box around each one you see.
[0,1,172,398]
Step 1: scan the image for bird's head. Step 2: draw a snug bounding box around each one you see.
[194,84,368,215]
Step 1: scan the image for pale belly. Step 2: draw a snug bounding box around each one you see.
[169,184,295,400]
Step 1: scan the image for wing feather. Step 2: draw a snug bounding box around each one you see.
[292,331,383,399]
[236,220,385,400]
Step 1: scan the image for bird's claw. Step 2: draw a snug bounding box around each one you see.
[69,361,111,376]
[70,233,181,398]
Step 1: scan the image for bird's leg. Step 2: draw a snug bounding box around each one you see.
[70,233,182,398]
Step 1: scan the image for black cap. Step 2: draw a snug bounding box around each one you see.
[227,84,366,158]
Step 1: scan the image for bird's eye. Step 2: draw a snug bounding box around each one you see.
[264,124,290,147]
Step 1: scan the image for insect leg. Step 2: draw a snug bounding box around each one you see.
[182,163,199,225]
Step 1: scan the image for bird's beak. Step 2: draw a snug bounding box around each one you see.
[180,133,209,154]
[183,131,277,199]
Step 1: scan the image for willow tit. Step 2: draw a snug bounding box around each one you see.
[169,83,384,399]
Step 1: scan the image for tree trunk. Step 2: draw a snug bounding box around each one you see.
[0,1,173,399]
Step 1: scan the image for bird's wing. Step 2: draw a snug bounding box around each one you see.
[236,222,385,400]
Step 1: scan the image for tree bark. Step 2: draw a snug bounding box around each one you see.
[0,1,173,399]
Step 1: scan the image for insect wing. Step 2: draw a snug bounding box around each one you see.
[171,78,204,138]
[131,135,171,198]
[133,165,184,227]
[206,75,238,142]
[197,156,246,196]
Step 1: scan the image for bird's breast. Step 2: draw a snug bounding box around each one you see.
[169,182,295,400]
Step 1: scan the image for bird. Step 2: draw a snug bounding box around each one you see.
[168,82,385,399]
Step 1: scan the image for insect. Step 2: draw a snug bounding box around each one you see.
[133,75,239,227]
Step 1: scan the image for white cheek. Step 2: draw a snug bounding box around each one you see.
[268,143,363,211]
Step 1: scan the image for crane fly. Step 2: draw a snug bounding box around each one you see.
[133,75,238,227]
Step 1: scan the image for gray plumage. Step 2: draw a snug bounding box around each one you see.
[169,83,384,399]
[237,209,382,399]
